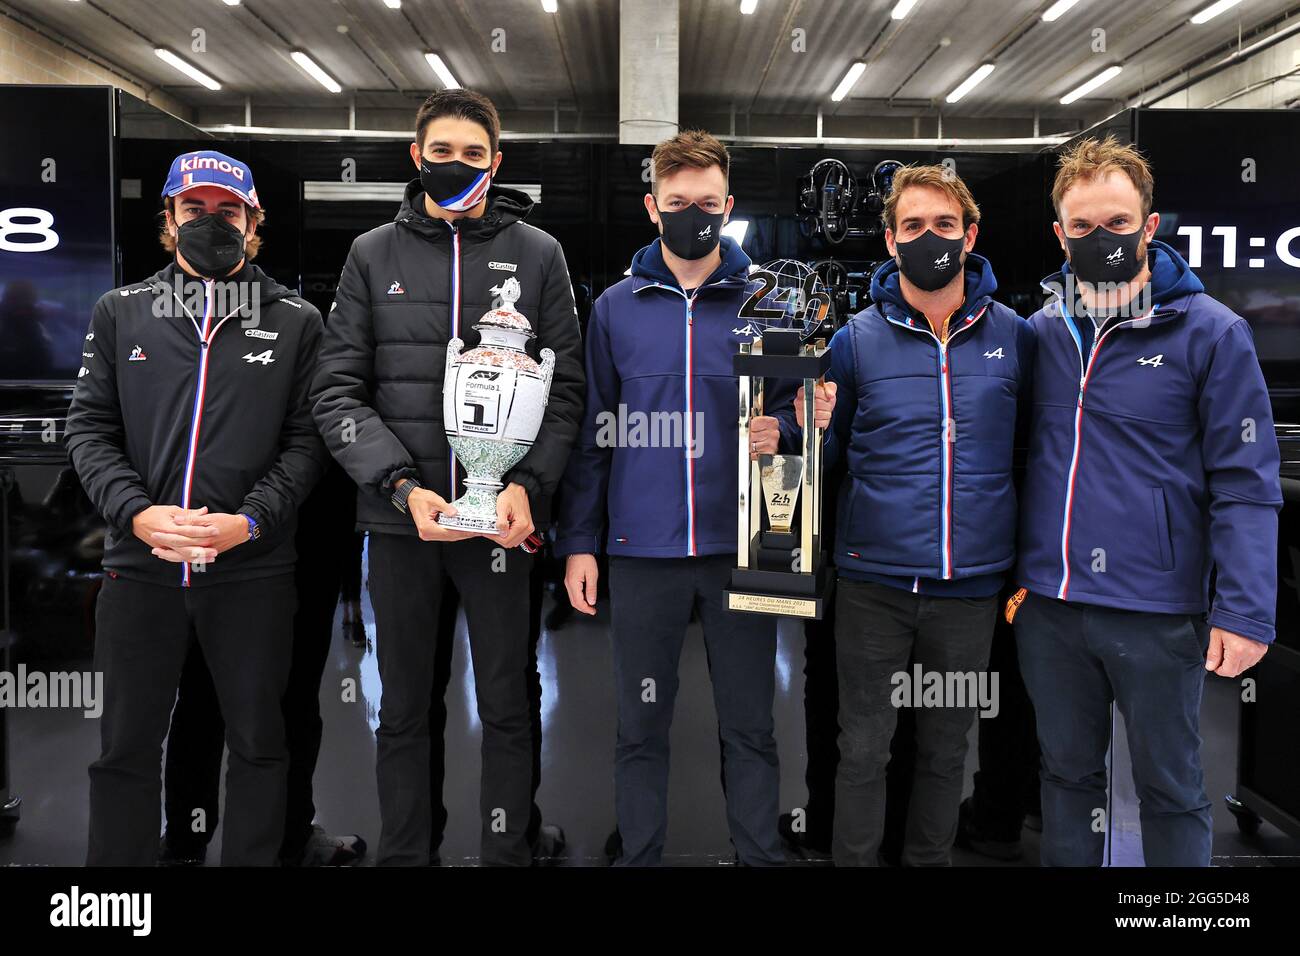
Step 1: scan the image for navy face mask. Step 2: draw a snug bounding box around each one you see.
[656,202,725,260]
[895,229,965,292]
[1065,224,1145,286]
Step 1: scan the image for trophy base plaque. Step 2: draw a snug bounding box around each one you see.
[435,480,504,535]
[725,559,835,620]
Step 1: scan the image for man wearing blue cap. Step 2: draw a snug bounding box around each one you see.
[67,149,331,865]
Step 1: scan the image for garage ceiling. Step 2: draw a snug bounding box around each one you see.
[3,0,1296,127]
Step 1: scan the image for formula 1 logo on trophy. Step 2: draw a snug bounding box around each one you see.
[726,260,834,619]
[439,276,555,533]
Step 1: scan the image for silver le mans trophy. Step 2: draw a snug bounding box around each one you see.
[438,276,555,534]
[725,261,834,619]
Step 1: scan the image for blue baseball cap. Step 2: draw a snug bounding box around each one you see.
[161,149,260,208]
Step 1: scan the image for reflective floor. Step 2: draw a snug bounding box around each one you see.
[3,544,1299,867]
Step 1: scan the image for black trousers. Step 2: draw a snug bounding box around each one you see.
[966,594,1041,840]
[800,591,917,860]
[425,564,545,858]
[367,532,536,866]
[88,572,296,866]
[833,579,997,866]
[164,463,354,861]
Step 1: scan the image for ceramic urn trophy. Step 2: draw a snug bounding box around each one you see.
[439,276,555,533]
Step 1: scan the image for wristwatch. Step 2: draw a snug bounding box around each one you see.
[391,478,421,514]
[243,513,262,541]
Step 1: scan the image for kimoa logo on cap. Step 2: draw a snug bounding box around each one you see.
[180,154,245,181]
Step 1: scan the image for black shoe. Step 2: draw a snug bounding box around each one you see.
[284,825,367,867]
[954,797,1023,861]
[778,812,832,857]
[531,823,567,864]
[158,835,206,867]
[603,828,622,864]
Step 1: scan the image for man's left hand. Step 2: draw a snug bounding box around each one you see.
[749,415,780,460]
[186,511,253,556]
[495,482,535,549]
[1206,626,1269,678]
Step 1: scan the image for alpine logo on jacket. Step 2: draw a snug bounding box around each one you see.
[128,345,147,362]
[732,321,761,337]
[984,347,1004,359]
[1137,354,1164,367]
[242,349,276,365]
[387,281,405,295]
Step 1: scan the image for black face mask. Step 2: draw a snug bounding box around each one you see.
[1065,224,1145,286]
[176,214,246,279]
[420,158,492,213]
[656,202,725,260]
[895,229,965,292]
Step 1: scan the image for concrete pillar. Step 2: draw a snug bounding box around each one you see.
[619,0,678,145]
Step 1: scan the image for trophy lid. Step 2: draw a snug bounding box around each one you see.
[473,277,535,337]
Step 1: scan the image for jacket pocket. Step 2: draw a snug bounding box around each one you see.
[1150,487,1174,571]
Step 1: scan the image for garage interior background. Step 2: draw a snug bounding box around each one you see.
[0,0,1297,866]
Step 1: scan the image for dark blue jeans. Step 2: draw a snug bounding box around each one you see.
[1014,590,1213,866]
[608,554,783,866]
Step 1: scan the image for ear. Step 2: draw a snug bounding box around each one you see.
[644,192,660,226]
[165,208,178,239]
[490,151,503,177]
[723,194,735,224]
[1052,221,1067,253]
[409,141,421,170]
[963,222,978,253]
[1143,211,1159,242]
[884,226,897,259]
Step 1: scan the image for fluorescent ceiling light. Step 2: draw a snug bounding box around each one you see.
[425,53,460,89]
[723,219,750,246]
[946,62,995,103]
[154,48,221,91]
[1059,64,1122,104]
[890,0,919,20]
[1190,0,1242,24]
[291,51,342,93]
[740,0,758,13]
[541,0,558,12]
[1041,0,1081,22]
[831,61,866,102]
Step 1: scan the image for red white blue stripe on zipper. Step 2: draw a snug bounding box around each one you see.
[1048,290,1158,599]
[883,303,989,579]
[633,279,735,557]
[448,222,461,499]
[175,280,242,586]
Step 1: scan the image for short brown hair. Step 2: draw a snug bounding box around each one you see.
[882,164,981,233]
[650,129,730,194]
[158,196,265,259]
[1052,135,1154,219]
[415,88,501,154]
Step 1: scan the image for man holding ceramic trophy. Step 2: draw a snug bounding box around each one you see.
[310,89,583,866]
